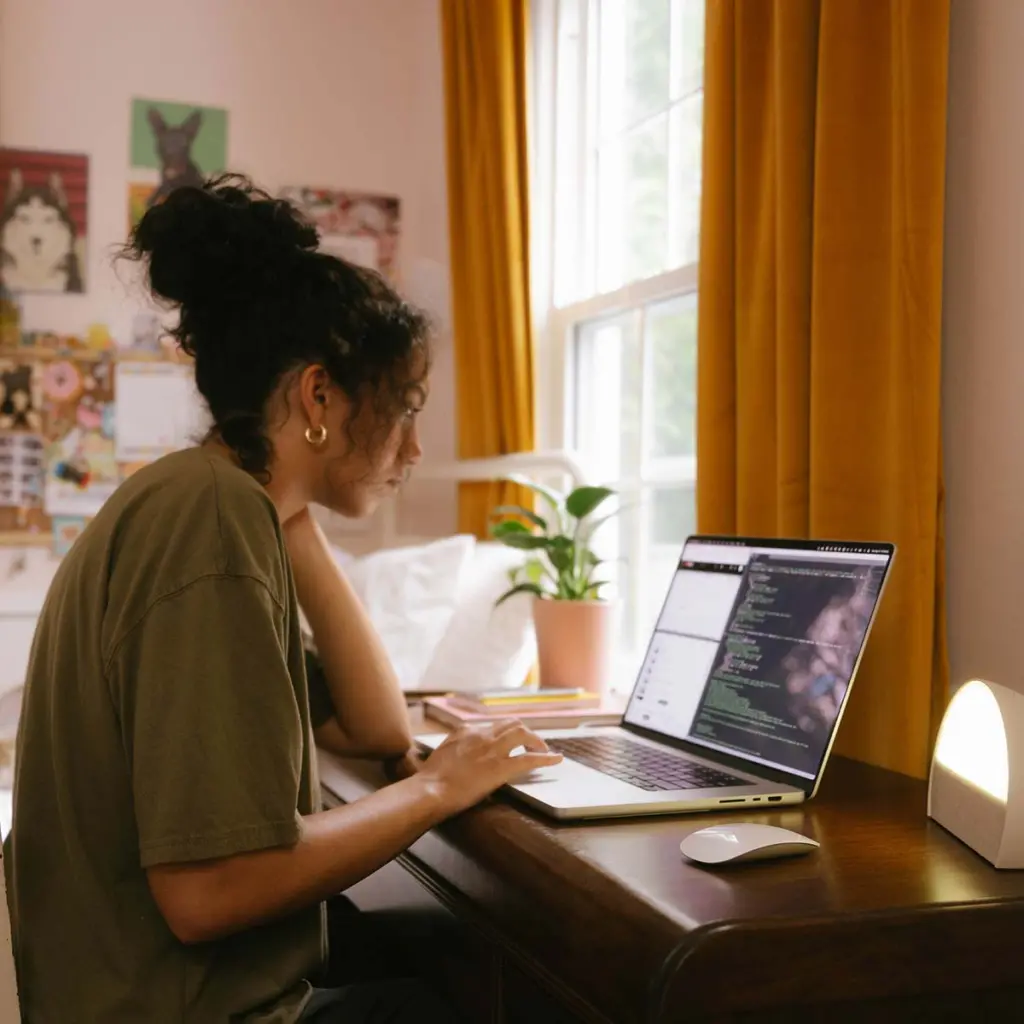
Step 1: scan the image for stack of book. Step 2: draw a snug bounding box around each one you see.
[422,687,623,730]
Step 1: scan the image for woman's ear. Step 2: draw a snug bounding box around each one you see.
[297,365,331,423]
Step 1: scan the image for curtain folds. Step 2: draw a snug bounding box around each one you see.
[697,0,951,777]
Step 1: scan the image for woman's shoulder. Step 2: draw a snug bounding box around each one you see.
[109,447,286,584]
[122,447,275,517]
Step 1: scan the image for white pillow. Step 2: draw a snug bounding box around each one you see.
[419,542,537,693]
[324,535,475,690]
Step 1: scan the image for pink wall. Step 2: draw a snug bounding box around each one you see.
[943,0,1024,691]
[0,0,457,539]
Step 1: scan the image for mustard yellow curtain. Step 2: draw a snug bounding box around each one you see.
[441,0,535,538]
[697,0,950,778]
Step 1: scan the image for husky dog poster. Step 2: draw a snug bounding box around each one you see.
[0,149,88,294]
[279,187,401,282]
[129,98,228,226]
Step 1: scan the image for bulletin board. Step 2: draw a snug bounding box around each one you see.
[0,337,205,550]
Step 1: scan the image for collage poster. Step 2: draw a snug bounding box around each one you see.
[42,358,118,518]
[279,186,400,282]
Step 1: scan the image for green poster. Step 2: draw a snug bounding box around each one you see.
[128,97,228,227]
[130,98,227,175]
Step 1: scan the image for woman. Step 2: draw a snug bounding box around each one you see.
[5,177,560,1023]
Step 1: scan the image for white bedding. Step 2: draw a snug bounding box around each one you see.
[310,535,537,693]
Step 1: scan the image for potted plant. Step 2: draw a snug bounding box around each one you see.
[490,476,618,695]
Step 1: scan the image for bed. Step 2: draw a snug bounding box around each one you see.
[306,449,588,695]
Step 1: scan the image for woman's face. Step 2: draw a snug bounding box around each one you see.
[314,374,427,519]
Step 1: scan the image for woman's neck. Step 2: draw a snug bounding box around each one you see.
[201,437,308,525]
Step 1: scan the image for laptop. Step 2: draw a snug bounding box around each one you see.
[418,535,895,820]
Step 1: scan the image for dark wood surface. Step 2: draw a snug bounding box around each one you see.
[318,711,1024,1022]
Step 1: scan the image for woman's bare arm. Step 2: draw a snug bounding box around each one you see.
[284,508,412,758]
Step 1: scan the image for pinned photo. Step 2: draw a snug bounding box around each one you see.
[0,432,44,509]
[0,360,43,432]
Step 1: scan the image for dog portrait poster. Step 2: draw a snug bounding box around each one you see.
[279,186,401,282]
[0,149,88,294]
[128,97,228,228]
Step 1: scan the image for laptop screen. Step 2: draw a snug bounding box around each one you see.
[623,537,894,781]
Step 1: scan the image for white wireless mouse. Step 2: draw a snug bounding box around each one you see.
[679,823,819,866]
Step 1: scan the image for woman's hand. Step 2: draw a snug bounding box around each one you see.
[384,748,426,782]
[418,721,563,816]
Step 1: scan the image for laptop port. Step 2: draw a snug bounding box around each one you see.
[768,796,783,802]
[719,797,744,804]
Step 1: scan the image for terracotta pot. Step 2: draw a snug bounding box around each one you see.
[532,597,617,695]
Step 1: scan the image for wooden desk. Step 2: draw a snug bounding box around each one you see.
[319,717,1024,1023]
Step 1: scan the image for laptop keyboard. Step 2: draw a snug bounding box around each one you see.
[547,735,746,792]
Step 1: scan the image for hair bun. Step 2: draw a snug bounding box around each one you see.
[130,174,319,309]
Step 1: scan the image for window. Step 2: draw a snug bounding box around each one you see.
[532,0,704,667]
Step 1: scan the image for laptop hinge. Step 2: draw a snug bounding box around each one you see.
[619,719,814,794]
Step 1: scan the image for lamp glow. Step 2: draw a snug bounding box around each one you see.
[933,680,1009,802]
[928,679,1024,869]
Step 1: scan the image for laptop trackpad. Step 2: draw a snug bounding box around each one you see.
[507,753,642,799]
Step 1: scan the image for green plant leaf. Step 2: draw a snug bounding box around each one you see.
[494,582,546,607]
[546,535,574,573]
[584,580,610,598]
[490,519,532,539]
[496,533,552,550]
[565,486,616,521]
[523,558,546,584]
[491,504,548,532]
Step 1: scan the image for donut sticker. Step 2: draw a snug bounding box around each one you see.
[43,361,82,402]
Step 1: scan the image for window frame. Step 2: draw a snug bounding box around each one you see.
[531,0,701,670]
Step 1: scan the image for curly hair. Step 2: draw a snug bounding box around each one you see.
[122,174,430,479]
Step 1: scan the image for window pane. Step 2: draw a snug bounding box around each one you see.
[670,0,705,99]
[625,115,669,283]
[595,138,625,293]
[597,116,669,293]
[597,0,671,139]
[573,313,642,652]
[553,0,583,307]
[625,0,672,128]
[597,0,626,139]
[650,484,695,543]
[607,489,644,651]
[645,293,697,459]
[573,313,641,483]
[667,93,702,269]
[637,485,696,639]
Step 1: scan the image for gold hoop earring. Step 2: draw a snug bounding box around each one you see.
[305,424,328,447]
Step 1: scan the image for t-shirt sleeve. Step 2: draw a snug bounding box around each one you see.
[109,574,305,868]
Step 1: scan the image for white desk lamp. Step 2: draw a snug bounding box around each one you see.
[928,679,1024,868]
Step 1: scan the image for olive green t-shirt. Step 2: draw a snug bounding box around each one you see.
[5,447,336,1023]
